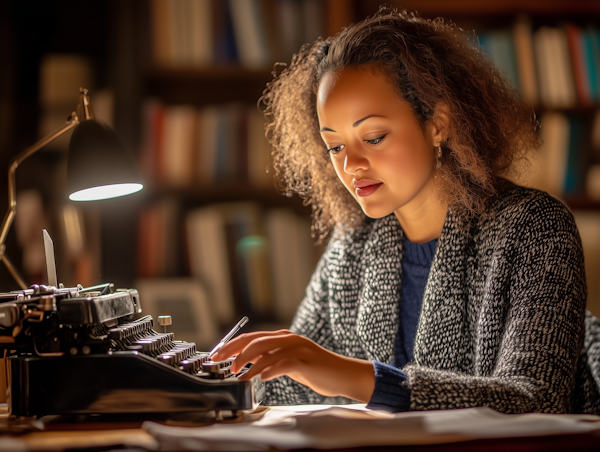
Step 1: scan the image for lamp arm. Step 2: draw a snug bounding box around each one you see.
[0,115,80,288]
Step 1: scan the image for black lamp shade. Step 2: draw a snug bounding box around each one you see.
[67,119,143,201]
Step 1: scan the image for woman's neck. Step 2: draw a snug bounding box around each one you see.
[394,192,448,243]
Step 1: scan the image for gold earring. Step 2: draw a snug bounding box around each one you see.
[435,146,442,169]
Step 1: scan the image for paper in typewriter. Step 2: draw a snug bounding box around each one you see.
[142,404,600,450]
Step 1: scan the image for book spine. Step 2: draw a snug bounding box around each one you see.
[587,28,600,103]
[189,0,214,66]
[228,0,270,68]
[538,112,570,197]
[186,208,236,324]
[151,0,171,67]
[553,28,577,108]
[513,18,538,105]
[564,115,584,196]
[566,24,591,107]
[534,27,555,108]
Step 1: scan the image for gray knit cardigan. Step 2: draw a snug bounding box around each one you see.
[265,183,600,414]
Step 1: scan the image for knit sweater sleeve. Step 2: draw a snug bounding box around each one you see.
[404,196,587,413]
[264,236,352,406]
[367,361,411,411]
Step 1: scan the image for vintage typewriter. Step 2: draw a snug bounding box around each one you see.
[0,231,264,418]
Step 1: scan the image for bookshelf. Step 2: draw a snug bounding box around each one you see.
[145,68,273,105]
[2,0,600,324]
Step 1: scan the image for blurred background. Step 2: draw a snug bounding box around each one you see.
[0,0,599,344]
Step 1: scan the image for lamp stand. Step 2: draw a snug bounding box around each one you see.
[0,113,81,289]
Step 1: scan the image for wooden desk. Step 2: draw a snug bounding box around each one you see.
[2,413,600,452]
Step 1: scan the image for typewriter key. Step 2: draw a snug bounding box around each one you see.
[202,361,221,373]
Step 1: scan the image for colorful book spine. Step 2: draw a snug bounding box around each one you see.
[140,102,272,189]
[586,27,600,103]
[481,22,600,108]
[566,24,591,107]
[148,0,326,69]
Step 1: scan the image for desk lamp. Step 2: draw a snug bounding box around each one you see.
[0,88,143,289]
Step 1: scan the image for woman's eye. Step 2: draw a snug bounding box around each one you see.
[365,135,386,145]
[324,144,346,155]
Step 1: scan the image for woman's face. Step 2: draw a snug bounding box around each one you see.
[317,67,442,220]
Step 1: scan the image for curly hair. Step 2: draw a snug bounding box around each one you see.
[260,8,541,241]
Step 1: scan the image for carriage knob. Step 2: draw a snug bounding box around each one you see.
[158,315,172,333]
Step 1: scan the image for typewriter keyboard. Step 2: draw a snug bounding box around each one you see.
[106,316,235,379]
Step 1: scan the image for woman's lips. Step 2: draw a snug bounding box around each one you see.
[353,180,382,197]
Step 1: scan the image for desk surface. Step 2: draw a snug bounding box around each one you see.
[9,426,600,452]
[2,407,600,452]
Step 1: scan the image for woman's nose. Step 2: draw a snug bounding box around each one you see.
[343,147,369,174]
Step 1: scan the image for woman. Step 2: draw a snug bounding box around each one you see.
[214,9,600,414]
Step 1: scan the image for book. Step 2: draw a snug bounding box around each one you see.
[165,0,183,66]
[137,198,181,278]
[163,105,197,188]
[536,112,570,197]
[189,0,214,66]
[141,101,276,188]
[213,105,242,180]
[551,27,577,108]
[534,27,577,109]
[566,24,591,107]
[266,208,313,322]
[139,100,162,184]
[238,108,250,182]
[229,0,270,68]
[186,206,236,325]
[585,27,600,104]
[176,0,193,66]
[261,0,285,63]
[225,104,243,180]
[513,17,538,105]
[214,0,240,64]
[533,27,557,108]
[238,234,272,316]
[225,220,252,313]
[196,106,219,184]
[564,115,585,196]
[216,202,266,315]
[492,30,521,93]
[248,108,273,187]
[479,31,520,92]
[147,0,329,68]
[150,0,171,66]
[280,0,305,61]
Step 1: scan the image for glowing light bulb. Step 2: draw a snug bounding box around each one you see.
[69,183,143,201]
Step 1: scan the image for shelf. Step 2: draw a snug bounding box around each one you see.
[145,67,276,105]
[383,0,600,17]
[533,106,600,115]
[564,196,600,211]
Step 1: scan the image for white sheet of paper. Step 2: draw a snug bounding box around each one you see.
[143,404,600,451]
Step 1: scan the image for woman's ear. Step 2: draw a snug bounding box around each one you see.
[430,103,450,146]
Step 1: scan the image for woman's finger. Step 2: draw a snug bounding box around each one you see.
[238,348,301,380]
[252,358,300,382]
[232,333,309,373]
[212,329,292,360]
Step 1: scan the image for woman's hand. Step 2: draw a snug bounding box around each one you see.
[212,330,375,403]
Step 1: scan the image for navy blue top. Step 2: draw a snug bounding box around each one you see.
[367,237,438,412]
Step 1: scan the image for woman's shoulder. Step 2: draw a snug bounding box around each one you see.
[482,181,579,236]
